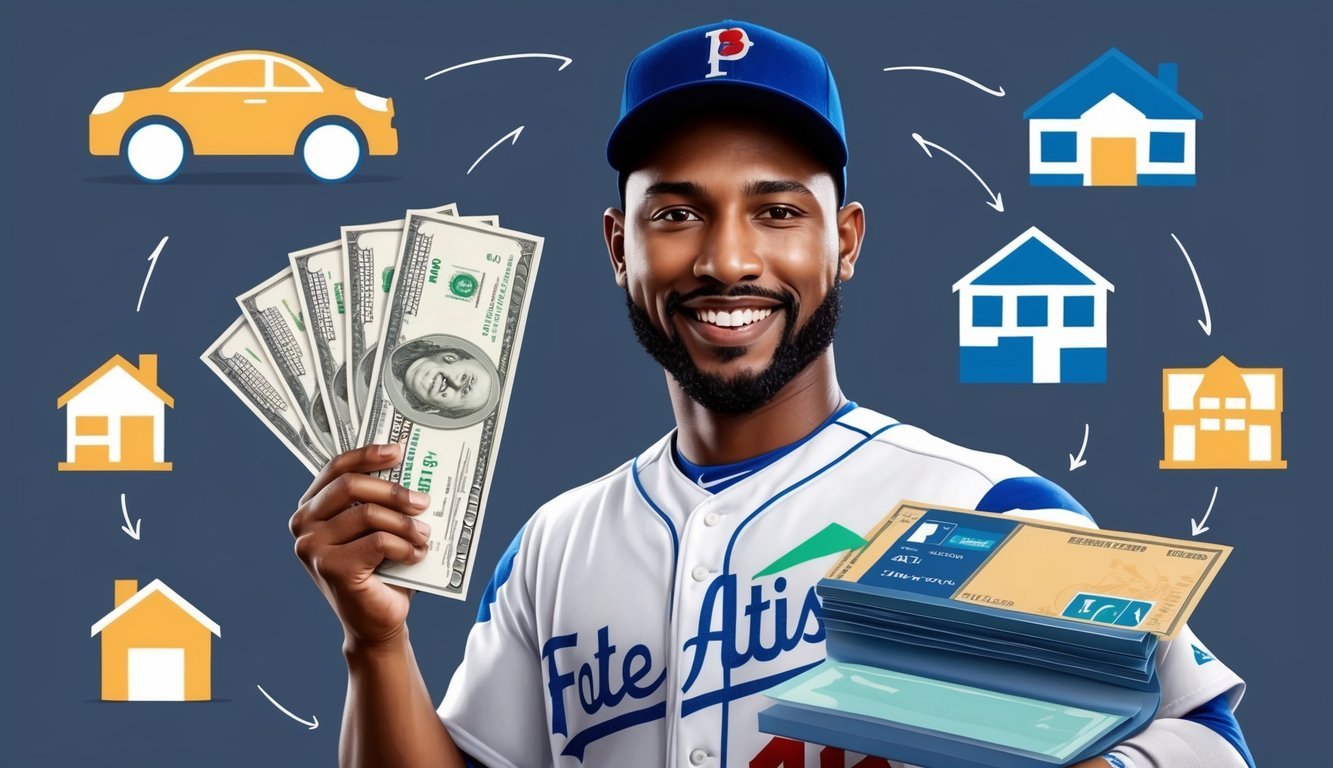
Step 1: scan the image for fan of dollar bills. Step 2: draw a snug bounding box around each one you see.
[202,204,543,599]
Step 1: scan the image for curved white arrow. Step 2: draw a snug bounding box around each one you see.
[911,133,1003,212]
[119,493,141,540]
[1171,233,1212,336]
[467,126,524,175]
[424,53,572,81]
[1191,486,1219,537]
[1068,423,1089,471]
[883,66,1005,97]
[136,236,168,313]
[257,685,319,730]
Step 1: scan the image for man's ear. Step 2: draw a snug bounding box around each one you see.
[604,207,628,288]
[835,202,865,282]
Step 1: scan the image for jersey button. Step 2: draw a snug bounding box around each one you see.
[689,748,710,765]
[703,512,720,526]
[691,566,710,582]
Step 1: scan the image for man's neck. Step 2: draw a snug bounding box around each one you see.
[669,349,846,466]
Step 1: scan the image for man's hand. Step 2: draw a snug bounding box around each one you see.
[289,443,432,650]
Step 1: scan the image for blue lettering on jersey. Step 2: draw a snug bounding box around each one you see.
[542,628,666,738]
[540,575,825,760]
[681,575,824,693]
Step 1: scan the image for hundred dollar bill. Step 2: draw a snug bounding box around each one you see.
[290,239,356,454]
[357,210,542,599]
[200,317,329,474]
[237,268,337,458]
[828,501,1231,639]
[342,205,498,428]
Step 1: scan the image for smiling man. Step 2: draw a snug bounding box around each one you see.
[289,20,1254,768]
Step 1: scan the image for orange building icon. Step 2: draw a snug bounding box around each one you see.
[1160,356,1285,469]
[57,354,173,471]
[90,579,220,701]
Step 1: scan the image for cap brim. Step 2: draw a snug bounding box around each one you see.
[607,79,848,174]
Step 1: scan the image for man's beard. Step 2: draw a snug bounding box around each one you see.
[625,282,841,414]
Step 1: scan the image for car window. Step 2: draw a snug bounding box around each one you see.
[272,60,318,90]
[180,58,265,89]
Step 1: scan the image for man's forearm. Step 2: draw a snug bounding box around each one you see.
[341,628,465,768]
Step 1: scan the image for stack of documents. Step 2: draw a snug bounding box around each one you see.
[759,502,1230,768]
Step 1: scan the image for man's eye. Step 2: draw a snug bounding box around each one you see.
[654,208,699,222]
[762,206,800,220]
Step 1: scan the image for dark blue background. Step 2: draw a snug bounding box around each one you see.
[3,0,1328,764]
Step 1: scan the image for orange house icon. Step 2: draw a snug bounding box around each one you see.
[90,579,220,701]
[57,354,173,471]
[1160,355,1285,469]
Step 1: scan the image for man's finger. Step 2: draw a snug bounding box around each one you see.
[300,443,403,505]
[335,530,426,577]
[302,472,430,525]
[317,502,431,548]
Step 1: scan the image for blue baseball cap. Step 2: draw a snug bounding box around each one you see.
[608,20,848,203]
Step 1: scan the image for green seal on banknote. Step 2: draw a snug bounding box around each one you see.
[450,272,479,299]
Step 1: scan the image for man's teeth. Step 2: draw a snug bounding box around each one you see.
[693,307,774,328]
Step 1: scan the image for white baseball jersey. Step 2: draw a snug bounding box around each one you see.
[439,405,1244,768]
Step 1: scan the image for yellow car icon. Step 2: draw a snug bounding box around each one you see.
[89,50,398,182]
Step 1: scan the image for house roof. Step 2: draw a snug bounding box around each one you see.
[58,354,174,408]
[1024,48,1202,120]
[953,226,1114,292]
[90,578,221,637]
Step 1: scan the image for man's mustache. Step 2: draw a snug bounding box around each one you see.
[664,284,796,316]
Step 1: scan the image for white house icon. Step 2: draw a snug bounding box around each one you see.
[953,228,1114,384]
[57,354,173,471]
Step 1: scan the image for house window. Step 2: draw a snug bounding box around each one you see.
[1149,132,1186,163]
[1017,296,1048,327]
[1225,397,1247,409]
[972,295,1003,327]
[76,415,108,436]
[1041,132,1078,163]
[1199,397,1220,409]
[1063,295,1095,327]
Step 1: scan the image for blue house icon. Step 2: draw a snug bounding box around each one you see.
[1026,48,1202,187]
[954,227,1114,384]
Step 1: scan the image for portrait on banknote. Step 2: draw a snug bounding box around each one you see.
[383,334,501,429]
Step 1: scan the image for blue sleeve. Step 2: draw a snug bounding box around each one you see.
[476,524,526,623]
[1181,693,1256,767]
[975,475,1095,524]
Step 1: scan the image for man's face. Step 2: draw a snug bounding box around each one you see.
[404,350,490,414]
[607,114,860,413]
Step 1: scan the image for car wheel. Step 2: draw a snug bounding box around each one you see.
[124,120,188,182]
[300,122,363,182]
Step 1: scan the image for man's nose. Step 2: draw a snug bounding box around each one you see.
[693,212,764,285]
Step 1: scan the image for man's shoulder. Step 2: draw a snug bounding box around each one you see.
[848,405,1033,485]
[849,405,1094,525]
[524,431,671,525]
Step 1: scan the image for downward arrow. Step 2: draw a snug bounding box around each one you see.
[1172,233,1212,336]
[257,685,319,730]
[1191,486,1219,537]
[120,493,141,540]
[1068,423,1089,471]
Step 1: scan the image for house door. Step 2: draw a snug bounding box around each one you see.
[120,415,156,466]
[1091,138,1137,186]
[127,647,185,701]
